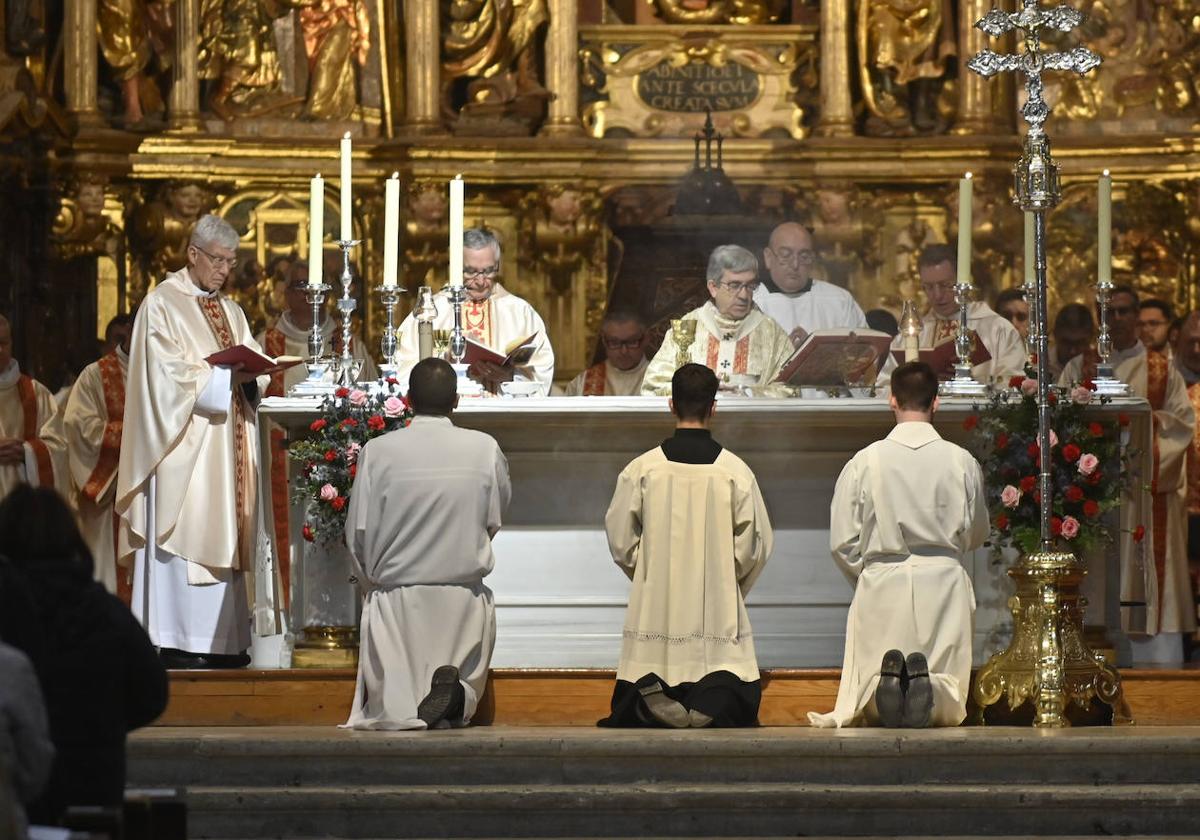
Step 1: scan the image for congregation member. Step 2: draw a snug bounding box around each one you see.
[754,222,868,348]
[561,310,649,396]
[602,364,772,728]
[0,637,52,839]
[1048,303,1094,382]
[344,359,510,730]
[994,287,1030,343]
[60,315,134,596]
[1059,286,1196,663]
[1139,298,1175,358]
[641,245,793,395]
[395,228,555,392]
[810,362,988,728]
[117,215,272,669]
[0,314,66,498]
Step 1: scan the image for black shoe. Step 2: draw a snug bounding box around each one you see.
[637,681,690,728]
[902,652,933,728]
[158,648,250,669]
[875,649,905,728]
[417,665,465,727]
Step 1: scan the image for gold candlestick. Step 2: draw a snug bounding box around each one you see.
[670,318,697,371]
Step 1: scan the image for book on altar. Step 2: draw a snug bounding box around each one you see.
[205,345,304,376]
[890,334,992,373]
[775,329,893,387]
[463,333,539,368]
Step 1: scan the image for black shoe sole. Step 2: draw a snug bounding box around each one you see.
[417,665,462,726]
[875,649,906,728]
[903,652,933,728]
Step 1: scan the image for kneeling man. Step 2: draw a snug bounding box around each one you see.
[810,362,988,728]
[602,364,773,728]
[344,358,511,730]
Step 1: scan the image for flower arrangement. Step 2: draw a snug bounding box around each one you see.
[963,375,1142,557]
[289,381,412,544]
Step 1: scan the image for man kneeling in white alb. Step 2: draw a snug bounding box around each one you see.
[343,359,511,730]
[809,361,989,728]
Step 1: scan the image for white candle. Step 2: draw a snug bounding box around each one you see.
[340,132,353,242]
[1098,170,1112,284]
[449,174,464,288]
[1024,211,1035,285]
[957,172,973,286]
[383,172,400,288]
[309,173,324,288]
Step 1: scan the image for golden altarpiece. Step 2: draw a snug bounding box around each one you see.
[0,0,1198,389]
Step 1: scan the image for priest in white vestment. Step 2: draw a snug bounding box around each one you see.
[344,358,510,730]
[811,362,988,729]
[641,245,794,396]
[61,315,134,595]
[116,216,272,668]
[561,310,649,396]
[602,364,772,728]
[0,314,66,498]
[753,221,868,347]
[395,228,554,392]
[1058,286,1196,663]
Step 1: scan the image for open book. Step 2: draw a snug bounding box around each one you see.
[462,333,539,369]
[891,334,992,376]
[206,345,303,377]
[775,329,893,387]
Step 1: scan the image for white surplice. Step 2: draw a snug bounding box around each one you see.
[116,269,273,655]
[604,447,773,686]
[344,415,511,730]
[887,301,1027,385]
[810,421,989,728]
[561,358,649,396]
[0,360,65,497]
[640,302,794,396]
[752,280,868,336]
[394,283,555,389]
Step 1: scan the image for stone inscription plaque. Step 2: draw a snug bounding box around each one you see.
[635,60,760,112]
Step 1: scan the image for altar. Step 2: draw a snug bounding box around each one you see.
[259,395,1152,670]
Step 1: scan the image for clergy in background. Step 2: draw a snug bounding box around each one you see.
[1048,304,1094,383]
[395,228,555,392]
[1059,285,1196,663]
[561,309,649,396]
[811,362,988,729]
[1177,311,1200,638]
[0,313,66,498]
[116,215,272,669]
[754,221,867,348]
[61,314,134,596]
[641,245,793,396]
[344,358,510,730]
[602,364,772,728]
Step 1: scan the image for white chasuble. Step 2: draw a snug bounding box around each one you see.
[811,422,989,728]
[562,358,649,396]
[887,301,1026,385]
[640,303,794,396]
[753,279,868,336]
[604,448,772,686]
[116,269,273,654]
[344,415,511,730]
[0,361,66,498]
[394,283,555,389]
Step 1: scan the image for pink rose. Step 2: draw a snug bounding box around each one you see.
[383,396,406,418]
[1000,485,1022,508]
[319,483,337,501]
[348,389,368,407]
[1060,515,1080,539]
[1070,386,1093,405]
[345,442,361,463]
[1021,378,1039,397]
[1077,453,1099,476]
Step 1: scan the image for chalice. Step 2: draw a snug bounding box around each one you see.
[670,318,697,370]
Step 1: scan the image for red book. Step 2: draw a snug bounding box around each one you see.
[205,345,303,376]
[891,335,992,378]
[462,333,539,368]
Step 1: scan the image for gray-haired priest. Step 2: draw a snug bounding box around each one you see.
[395,228,555,393]
[116,215,272,669]
[640,245,794,396]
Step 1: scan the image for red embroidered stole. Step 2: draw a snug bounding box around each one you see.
[463,299,493,348]
[1146,349,1170,629]
[264,328,287,398]
[582,362,607,396]
[82,352,125,503]
[262,326,291,605]
[704,335,751,377]
[17,376,52,486]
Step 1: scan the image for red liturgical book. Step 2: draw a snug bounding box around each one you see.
[462,333,539,368]
[205,345,303,376]
[891,334,992,377]
[775,329,893,387]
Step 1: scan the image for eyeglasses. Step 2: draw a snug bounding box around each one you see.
[921,282,957,293]
[602,336,644,350]
[768,247,817,265]
[1139,318,1169,328]
[192,244,238,270]
[464,265,499,279]
[717,280,760,295]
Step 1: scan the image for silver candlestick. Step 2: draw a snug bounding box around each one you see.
[1092,278,1129,395]
[334,238,364,386]
[376,283,405,376]
[446,284,468,363]
[940,281,987,396]
[297,282,333,392]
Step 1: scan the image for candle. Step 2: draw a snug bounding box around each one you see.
[449,174,464,288]
[900,300,920,363]
[1098,169,1112,284]
[957,172,973,286]
[382,172,399,288]
[308,173,324,288]
[1024,211,1035,285]
[340,132,352,242]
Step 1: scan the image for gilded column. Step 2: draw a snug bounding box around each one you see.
[169,0,202,131]
[541,0,583,136]
[404,0,442,134]
[64,0,102,126]
[815,0,854,137]
[953,0,995,134]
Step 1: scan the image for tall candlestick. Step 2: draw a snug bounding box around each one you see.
[957,172,973,286]
[449,174,464,288]
[1098,169,1112,284]
[1024,211,1035,285]
[340,132,353,242]
[383,172,400,288]
[309,174,324,288]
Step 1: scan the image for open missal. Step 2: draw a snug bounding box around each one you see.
[775,329,893,387]
[205,345,303,377]
[889,334,992,375]
[462,333,539,368]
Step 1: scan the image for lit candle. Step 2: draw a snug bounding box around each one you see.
[1098,169,1112,284]
[957,172,973,286]
[308,173,324,288]
[901,300,920,363]
[449,174,464,288]
[340,131,353,242]
[1024,211,1035,285]
[382,172,400,288]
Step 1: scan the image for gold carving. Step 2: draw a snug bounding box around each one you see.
[296,0,374,120]
[51,175,123,262]
[403,181,450,291]
[649,0,785,25]
[518,185,604,293]
[128,181,216,305]
[198,0,294,120]
[97,0,175,128]
[809,182,882,299]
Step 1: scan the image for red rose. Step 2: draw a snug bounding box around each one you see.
[1062,443,1081,463]
[1065,485,1084,502]
[1133,524,1146,542]
[996,432,1009,450]
[310,418,327,432]
[367,415,386,431]
[386,377,398,385]
[1019,475,1037,494]
[963,415,979,431]
[1089,422,1104,438]
[331,496,346,511]
[1119,413,1131,427]
[341,418,359,429]
[324,449,337,462]
[335,387,350,398]
[1051,516,1063,536]
[302,525,315,542]
[1083,499,1100,518]
[1009,375,1026,389]
[1047,390,1058,405]
[1088,470,1103,486]
[1027,442,1040,459]
[1033,491,1041,505]
[1083,379,1097,392]
[996,513,1009,530]
[349,463,357,479]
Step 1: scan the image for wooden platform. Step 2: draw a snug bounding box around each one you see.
[156,667,1200,727]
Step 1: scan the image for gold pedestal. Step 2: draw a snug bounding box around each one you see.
[292,625,360,669]
[973,551,1123,728]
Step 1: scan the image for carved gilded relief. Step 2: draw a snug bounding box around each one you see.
[648,0,787,25]
[97,0,174,128]
[127,180,217,305]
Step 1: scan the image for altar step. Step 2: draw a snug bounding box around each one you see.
[127,726,1200,837]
